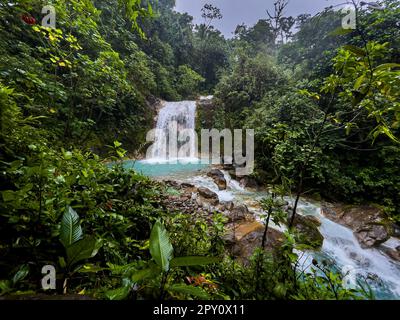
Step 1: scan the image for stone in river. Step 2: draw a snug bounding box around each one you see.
[355,224,390,248]
[207,169,227,190]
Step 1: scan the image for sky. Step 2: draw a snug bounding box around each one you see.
[175,0,349,37]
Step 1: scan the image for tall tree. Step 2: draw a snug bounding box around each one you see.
[266,0,294,44]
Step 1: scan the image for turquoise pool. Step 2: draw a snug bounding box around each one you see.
[121,159,210,178]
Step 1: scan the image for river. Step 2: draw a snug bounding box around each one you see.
[123,99,400,299]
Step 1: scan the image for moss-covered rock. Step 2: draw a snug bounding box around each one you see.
[291,215,324,249]
[321,203,391,248]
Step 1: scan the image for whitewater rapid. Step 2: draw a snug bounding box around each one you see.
[141,99,400,299]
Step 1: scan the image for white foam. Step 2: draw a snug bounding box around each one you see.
[222,170,246,192]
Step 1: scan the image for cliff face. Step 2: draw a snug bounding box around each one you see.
[126,97,164,160]
[147,97,166,127]
[196,96,217,131]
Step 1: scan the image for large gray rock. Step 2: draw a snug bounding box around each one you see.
[321,203,391,248]
[228,204,249,222]
[355,224,390,248]
[207,169,227,190]
[198,187,218,199]
[197,187,219,206]
[180,182,196,189]
[383,246,400,262]
[239,176,259,189]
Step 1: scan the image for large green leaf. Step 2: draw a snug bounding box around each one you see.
[354,74,365,90]
[66,236,101,267]
[105,279,133,300]
[2,190,16,202]
[168,284,210,300]
[131,265,160,283]
[170,256,220,267]
[105,286,131,300]
[343,45,366,57]
[12,264,29,285]
[374,63,400,72]
[60,206,83,248]
[149,220,173,272]
[0,280,12,296]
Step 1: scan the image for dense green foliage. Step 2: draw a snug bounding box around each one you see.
[214,0,400,222]
[0,0,223,152]
[0,0,398,301]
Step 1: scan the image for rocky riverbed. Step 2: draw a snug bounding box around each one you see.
[162,168,400,261]
[160,178,284,264]
[154,165,400,299]
[322,203,400,261]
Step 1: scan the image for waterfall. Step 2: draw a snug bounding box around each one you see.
[149,101,197,162]
[137,99,400,299]
[293,200,400,299]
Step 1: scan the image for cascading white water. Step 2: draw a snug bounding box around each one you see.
[137,98,400,299]
[150,101,197,161]
[169,168,400,299]
[222,170,245,192]
[188,170,247,203]
[295,200,400,299]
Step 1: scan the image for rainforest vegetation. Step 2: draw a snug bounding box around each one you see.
[0,0,399,300]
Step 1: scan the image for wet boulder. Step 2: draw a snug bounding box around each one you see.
[321,203,386,230]
[207,169,227,190]
[217,201,234,212]
[180,182,196,189]
[228,204,250,222]
[321,203,391,248]
[223,221,284,265]
[383,246,400,262]
[239,176,259,189]
[198,187,218,199]
[290,215,324,249]
[197,187,219,206]
[355,224,390,248]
